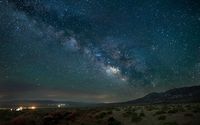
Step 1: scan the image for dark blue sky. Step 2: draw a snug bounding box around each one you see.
[0,0,200,102]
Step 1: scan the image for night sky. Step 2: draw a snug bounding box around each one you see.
[0,0,200,102]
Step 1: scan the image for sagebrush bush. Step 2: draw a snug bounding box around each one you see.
[131,112,142,123]
[158,115,166,120]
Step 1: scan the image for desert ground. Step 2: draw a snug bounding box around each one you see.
[0,103,200,125]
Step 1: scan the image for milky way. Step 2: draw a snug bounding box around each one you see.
[0,0,200,102]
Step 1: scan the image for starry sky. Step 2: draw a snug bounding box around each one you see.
[0,0,200,103]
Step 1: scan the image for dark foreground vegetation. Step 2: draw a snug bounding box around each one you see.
[0,103,200,125]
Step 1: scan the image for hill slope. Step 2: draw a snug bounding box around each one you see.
[126,85,200,104]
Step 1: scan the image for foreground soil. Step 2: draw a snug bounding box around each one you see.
[0,103,200,125]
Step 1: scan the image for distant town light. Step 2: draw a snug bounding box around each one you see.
[57,104,66,108]
[16,106,23,111]
[30,106,36,110]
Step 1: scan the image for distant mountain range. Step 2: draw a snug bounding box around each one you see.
[124,85,200,104]
[1,85,200,108]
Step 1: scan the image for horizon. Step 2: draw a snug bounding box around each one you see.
[0,84,199,104]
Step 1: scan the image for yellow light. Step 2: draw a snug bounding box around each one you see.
[30,106,36,110]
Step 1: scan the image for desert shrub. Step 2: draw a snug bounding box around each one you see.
[185,105,191,110]
[134,106,141,111]
[10,116,27,125]
[184,113,193,117]
[115,108,120,111]
[95,112,107,119]
[122,110,132,117]
[163,121,178,125]
[107,111,113,115]
[43,115,56,125]
[131,112,142,123]
[95,120,102,124]
[154,110,166,116]
[107,117,121,125]
[192,106,200,113]
[10,115,40,125]
[139,112,145,117]
[175,105,185,112]
[0,110,25,122]
[145,105,158,111]
[65,112,77,121]
[193,109,200,113]
[0,110,13,121]
[124,106,136,113]
[168,109,178,114]
[158,115,166,120]
[161,105,170,111]
[50,111,64,120]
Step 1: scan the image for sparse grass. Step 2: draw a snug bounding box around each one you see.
[122,110,132,117]
[154,110,166,116]
[95,119,102,124]
[158,115,166,120]
[185,104,192,110]
[95,111,113,119]
[0,103,200,125]
[131,112,142,123]
[145,105,158,111]
[192,105,200,113]
[124,106,136,112]
[115,108,120,111]
[95,112,107,119]
[0,110,27,122]
[161,105,170,111]
[163,121,178,125]
[167,109,178,114]
[122,108,143,122]
[175,105,185,112]
[107,117,121,125]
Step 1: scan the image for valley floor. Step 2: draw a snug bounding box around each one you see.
[0,103,200,125]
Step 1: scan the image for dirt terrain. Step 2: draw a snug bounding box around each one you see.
[0,103,200,125]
